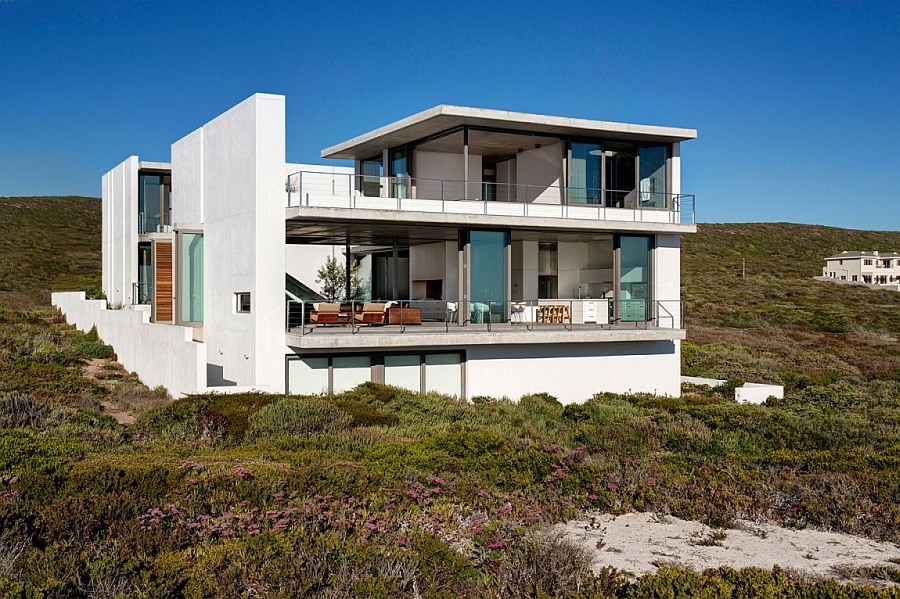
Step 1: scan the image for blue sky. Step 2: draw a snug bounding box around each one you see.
[1,0,898,229]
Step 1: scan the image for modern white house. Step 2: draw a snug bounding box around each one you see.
[53,93,697,403]
[819,251,900,290]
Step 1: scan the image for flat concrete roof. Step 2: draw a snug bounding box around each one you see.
[322,105,697,160]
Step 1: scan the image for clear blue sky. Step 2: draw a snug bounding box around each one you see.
[1,0,898,229]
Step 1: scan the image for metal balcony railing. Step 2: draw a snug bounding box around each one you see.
[286,298,684,335]
[138,211,173,234]
[132,282,153,305]
[286,172,696,225]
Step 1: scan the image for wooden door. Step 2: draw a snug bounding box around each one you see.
[154,241,173,322]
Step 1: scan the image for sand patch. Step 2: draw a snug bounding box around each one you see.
[560,512,900,585]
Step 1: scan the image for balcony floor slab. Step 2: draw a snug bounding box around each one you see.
[285,322,685,350]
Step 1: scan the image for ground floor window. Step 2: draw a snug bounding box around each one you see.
[286,351,464,397]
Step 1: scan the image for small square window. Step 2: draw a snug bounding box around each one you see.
[235,292,251,313]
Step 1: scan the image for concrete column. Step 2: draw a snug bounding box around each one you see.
[463,126,469,200]
[345,242,352,300]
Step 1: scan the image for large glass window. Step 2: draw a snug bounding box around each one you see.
[332,356,371,393]
[287,352,462,397]
[288,357,329,394]
[619,236,652,322]
[639,146,668,208]
[384,354,421,391]
[469,230,508,322]
[570,143,602,204]
[425,353,461,397]
[181,233,204,323]
[138,173,171,233]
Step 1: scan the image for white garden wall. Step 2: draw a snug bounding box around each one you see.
[52,291,206,397]
[467,340,681,404]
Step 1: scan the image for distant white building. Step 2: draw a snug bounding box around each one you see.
[819,251,900,290]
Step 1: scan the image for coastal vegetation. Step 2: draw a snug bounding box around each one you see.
[1,196,899,597]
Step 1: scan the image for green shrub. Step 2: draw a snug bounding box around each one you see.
[130,397,205,441]
[812,310,857,334]
[246,397,352,441]
[334,400,400,427]
[67,325,115,359]
[0,393,49,430]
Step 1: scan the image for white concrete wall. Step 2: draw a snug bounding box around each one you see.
[102,156,139,307]
[171,128,204,225]
[516,144,563,204]
[467,340,681,403]
[495,158,516,202]
[407,241,459,301]
[286,244,340,296]
[670,142,681,197]
[655,235,681,328]
[53,292,205,397]
[410,242,447,281]
[736,383,784,404]
[172,93,287,391]
[559,241,589,299]
[511,240,538,301]
[414,151,481,200]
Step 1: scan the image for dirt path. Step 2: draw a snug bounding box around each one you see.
[82,358,140,425]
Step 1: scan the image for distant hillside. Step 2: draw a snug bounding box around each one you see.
[682,223,900,386]
[683,222,900,281]
[0,196,101,307]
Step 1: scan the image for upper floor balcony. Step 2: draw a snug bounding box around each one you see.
[287,171,695,226]
[293,104,697,230]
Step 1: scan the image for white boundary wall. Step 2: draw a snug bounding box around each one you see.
[736,383,784,404]
[467,340,680,404]
[53,292,206,397]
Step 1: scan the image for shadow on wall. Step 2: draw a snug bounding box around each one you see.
[207,363,237,387]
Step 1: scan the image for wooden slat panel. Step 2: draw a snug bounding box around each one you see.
[155,242,173,322]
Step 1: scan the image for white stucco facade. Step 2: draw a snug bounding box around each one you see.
[57,94,697,403]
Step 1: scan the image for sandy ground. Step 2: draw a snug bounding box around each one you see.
[560,512,900,585]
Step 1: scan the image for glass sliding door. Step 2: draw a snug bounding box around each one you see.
[390,149,408,199]
[605,143,637,208]
[181,233,204,323]
[137,242,153,304]
[469,230,508,322]
[618,236,651,322]
[570,142,602,204]
[639,146,668,208]
[360,156,383,197]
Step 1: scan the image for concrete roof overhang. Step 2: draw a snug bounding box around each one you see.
[321,105,697,161]
[285,206,695,246]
